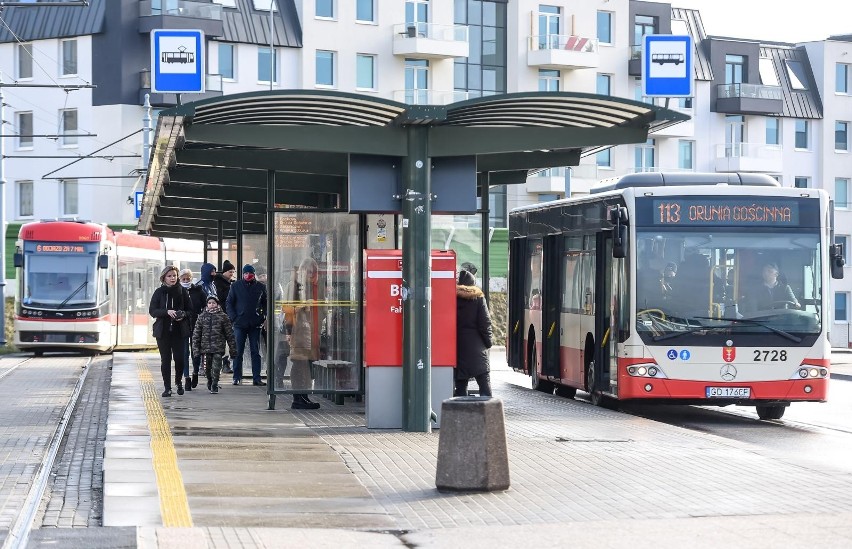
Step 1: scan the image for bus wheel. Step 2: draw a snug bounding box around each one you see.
[586,360,602,406]
[555,385,577,399]
[530,344,554,394]
[756,405,785,420]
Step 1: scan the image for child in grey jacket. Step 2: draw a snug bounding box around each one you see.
[191,295,237,393]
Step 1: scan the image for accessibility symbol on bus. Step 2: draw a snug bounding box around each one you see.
[679,349,691,361]
[666,349,678,360]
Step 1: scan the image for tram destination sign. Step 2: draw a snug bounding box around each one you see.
[643,198,811,227]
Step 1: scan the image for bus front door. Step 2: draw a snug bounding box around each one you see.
[541,235,562,378]
[592,232,614,400]
[508,238,527,370]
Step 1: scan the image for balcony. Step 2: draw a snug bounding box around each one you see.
[392,23,469,60]
[139,0,224,36]
[139,70,223,107]
[715,83,783,115]
[526,167,568,195]
[392,90,470,105]
[628,46,642,76]
[527,34,599,70]
[714,142,783,173]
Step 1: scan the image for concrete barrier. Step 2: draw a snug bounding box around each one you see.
[435,396,510,492]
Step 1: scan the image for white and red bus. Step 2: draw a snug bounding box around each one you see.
[14,220,202,355]
[508,172,844,420]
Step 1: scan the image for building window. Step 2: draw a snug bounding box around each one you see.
[538,5,560,49]
[406,0,429,35]
[758,57,778,86]
[538,69,559,91]
[785,60,808,90]
[725,54,745,85]
[835,292,848,322]
[453,0,506,101]
[678,140,694,170]
[16,112,33,149]
[219,43,235,80]
[356,0,375,22]
[766,117,780,145]
[62,179,78,215]
[18,181,33,217]
[837,63,850,94]
[257,47,278,83]
[633,15,655,46]
[836,235,850,265]
[60,109,78,146]
[405,58,429,104]
[596,73,611,95]
[596,149,611,168]
[837,178,850,208]
[316,0,334,18]
[356,54,376,90]
[836,121,849,151]
[794,177,810,189]
[17,43,32,79]
[635,139,655,172]
[316,50,336,87]
[61,39,77,76]
[597,11,613,44]
[794,119,809,149]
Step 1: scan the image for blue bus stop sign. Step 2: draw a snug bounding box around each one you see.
[151,29,205,94]
[642,34,693,97]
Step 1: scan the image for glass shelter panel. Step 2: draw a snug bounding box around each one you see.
[271,212,361,395]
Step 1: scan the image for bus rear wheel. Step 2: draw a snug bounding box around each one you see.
[529,342,554,394]
[586,360,602,407]
[756,404,786,420]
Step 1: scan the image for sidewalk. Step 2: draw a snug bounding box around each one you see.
[101,351,852,548]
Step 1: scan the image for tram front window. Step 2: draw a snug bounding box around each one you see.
[23,244,99,307]
[635,230,821,342]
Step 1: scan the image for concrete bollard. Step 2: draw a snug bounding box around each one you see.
[435,396,510,492]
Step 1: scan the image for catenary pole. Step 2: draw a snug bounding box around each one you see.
[0,74,6,345]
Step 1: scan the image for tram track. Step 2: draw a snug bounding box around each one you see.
[0,355,93,549]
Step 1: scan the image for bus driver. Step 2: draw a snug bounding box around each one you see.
[742,262,800,312]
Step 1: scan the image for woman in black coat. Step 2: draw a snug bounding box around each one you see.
[149,265,193,397]
[455,269,493,397]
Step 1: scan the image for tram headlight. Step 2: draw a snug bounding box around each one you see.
[809,368,819,378]
[648,367,658,377]
[636,366,647,376]
[799,368,809,379]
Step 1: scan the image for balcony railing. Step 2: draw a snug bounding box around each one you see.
[140,0,223,19]
[714,142,782,173]
[529,34,599,53]
[716,142,781,159]
[393,89,470,105]
[716,83,782,100]
[393,23,469,42]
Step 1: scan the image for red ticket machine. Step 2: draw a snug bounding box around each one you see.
[364,249,456,428]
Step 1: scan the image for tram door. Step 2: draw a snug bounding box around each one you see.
[593,233,614,394]
[541,235,562,378]
[508,238,527,370]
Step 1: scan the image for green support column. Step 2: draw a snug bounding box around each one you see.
[402,126,432,433]
[267,170,276,410]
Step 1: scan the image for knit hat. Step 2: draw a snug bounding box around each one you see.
[206,294,219,304]
[458,270,476,287]
[221,260,235,273]
[243,264,255,274]
[160,265,178,283]
[461,262,478,275]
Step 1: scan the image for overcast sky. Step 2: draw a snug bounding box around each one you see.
[672,0,852,43]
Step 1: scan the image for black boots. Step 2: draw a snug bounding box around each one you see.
[191,372,199,388]
[185,377,192,391]
[291,394,320,410]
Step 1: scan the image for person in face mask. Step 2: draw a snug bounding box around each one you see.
[226,264,268,386]
[177,269,199,390]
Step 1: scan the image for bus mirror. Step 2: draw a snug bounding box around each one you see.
[98,254,109,269]
[13,253,23,268]
[613,224,627,258]
[831,244,845,279]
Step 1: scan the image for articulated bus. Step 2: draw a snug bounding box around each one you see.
[507,172,845,420]
[14,220,203,355]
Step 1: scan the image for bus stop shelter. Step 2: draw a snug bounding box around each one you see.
[138,90,687,431]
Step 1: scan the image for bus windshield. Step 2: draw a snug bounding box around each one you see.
[22,242,100,308]
[634,229,821,341]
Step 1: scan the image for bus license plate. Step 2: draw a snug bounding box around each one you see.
[706,387,750,398]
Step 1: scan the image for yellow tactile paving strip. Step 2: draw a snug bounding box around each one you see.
[137,360,193,527]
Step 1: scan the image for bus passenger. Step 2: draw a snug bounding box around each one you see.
[149,265,193,397]
[742,262,799,312]
[215,260,236,373]
[454,269,493,397]
[192,295,237,394]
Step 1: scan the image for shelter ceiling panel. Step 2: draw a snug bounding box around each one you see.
[176,147,348,175]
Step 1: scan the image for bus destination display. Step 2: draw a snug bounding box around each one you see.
[652,199,800,226]
[35,244,86,253]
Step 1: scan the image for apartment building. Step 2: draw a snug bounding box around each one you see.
[1,0,850,341]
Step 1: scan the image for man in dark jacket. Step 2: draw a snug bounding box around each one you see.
[226,264,268,386]
[187,262,218,389]
[455,269,493,397]
[214,260,236,373]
